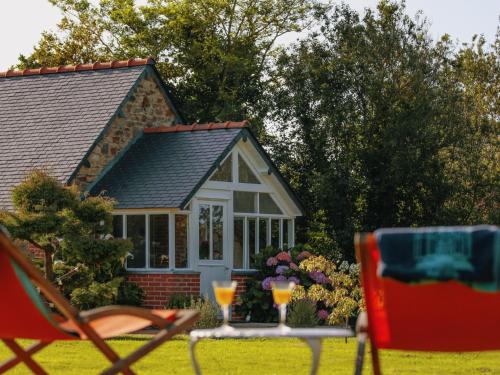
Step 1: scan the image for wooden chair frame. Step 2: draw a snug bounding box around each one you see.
[353,227,500,374]
[0,231,199,375]
[354,233,381,375]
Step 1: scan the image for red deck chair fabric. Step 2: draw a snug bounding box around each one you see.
[0,229,199,375]
[354,226,500,375]
[0,249,74,341]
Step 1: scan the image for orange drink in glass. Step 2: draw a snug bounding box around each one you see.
[271,281,296,328]
[272,288,293,305]
[212,280,237,329]
[214,286,236,306]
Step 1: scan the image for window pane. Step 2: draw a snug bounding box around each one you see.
[233,218,244,269]
[238,154,260,184]
[213,205,224,260]
[282,219,290,250]
[112,215,123,238]
[199,205,210,260]
[271,219,280,249]
[175,215,188,268]
[149,215,169,268]
[259,193,283,214]
[248,218,257,268]
[259,218,268,252]
[210,155,232,182]
[126,215,146,268]
[233,191,257,213]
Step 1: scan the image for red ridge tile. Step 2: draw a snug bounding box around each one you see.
[0,57,155,78]
[144,120,249,134]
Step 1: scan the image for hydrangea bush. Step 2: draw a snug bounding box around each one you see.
[236,245,364,326]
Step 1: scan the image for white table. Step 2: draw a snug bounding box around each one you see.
[189,326,354,375]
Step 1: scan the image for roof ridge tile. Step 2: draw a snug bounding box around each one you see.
[0,57,155,78]
[144,120,249,134]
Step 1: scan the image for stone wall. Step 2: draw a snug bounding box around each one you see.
[74,74,177,188]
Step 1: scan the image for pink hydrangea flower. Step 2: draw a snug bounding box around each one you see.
[266,256,278,266]
[297,251,312,261]
[318,309,329,320]
[289,262,299,270]
[276,251,292,263]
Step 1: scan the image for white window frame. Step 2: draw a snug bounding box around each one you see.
[197,201,226,263]
[112,210,191,271]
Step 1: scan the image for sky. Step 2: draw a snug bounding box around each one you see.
[0,0,498,71]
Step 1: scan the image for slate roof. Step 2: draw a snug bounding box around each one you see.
[90,127,244,208]
[0,60,151,209]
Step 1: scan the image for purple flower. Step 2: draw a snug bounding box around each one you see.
[288,276,300,285]
[309,271,330,284]
[318,309,329,320]
[266,257,278,266]
[276,251,292,263]
[297,251,312,261]
[289,262,299,271]
[261,276,274,290]
[276,265,289,275]
[275,275,287,282]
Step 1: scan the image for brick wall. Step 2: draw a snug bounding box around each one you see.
[231,272,256,321]
[27,242,44,259]
[127,273,200,309]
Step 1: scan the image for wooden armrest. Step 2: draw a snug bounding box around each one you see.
[79,306,175,328]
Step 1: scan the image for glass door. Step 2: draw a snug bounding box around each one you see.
[198,202,225,262]
[196,200,230,302]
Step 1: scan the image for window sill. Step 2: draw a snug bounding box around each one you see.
[231,269,258,275]
[126,269,200,275]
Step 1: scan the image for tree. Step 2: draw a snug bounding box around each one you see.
[0,170,80,281]
[16,0,323,130]
[0,170,138,308]
[270,1,499,259]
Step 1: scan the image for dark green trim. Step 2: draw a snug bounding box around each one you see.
[67,65,185,185]
[242,129,305,215]
[179,129,245,209]
[66,67,149,185]
[147,65,186,124]
[179,128,304,215]
[85,130,145,194]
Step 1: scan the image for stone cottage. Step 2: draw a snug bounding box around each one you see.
[0,58,303,311]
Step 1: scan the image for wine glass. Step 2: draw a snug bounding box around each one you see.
[212,280,237,329]
[271,280,296,328]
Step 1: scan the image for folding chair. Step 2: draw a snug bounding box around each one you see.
[354,225,500,375]
[0,228,199,374]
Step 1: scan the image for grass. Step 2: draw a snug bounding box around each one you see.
[1,335,499,374]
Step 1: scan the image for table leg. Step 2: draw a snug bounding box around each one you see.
[189,337,202,375]
[302,338,322,375]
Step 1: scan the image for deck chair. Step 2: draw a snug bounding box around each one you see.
[354,225,500,375]
[0,228,199,375]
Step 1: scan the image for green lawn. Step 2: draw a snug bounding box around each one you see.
[1,335,499,374]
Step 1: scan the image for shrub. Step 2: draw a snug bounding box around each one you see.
[70,277,123,310]
[288,298,319,327]
[117,282,145,306]
[187,296,219,329]
[165,294,199,309]
[237,246,363,326]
